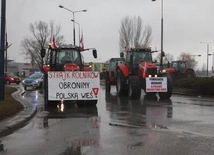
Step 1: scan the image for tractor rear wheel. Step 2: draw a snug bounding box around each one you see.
[128,76,141,100]
[116,70,128,96]
[43,76,56,107]
[185,70,195,77]
[105,71,111,93]
[169,73,176,81]
[158,74,172,99]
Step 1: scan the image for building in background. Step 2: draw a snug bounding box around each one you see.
[85,62,104,72]
[85,62,105,79]
[4,60,39,77]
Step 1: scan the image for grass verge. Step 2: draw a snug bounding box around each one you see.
[0,86,23,121]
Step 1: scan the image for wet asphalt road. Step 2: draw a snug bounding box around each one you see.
[1,85,214,155]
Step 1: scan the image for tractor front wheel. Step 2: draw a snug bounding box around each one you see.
[185,70,195,77]
[105,71,111,93]
[116,70,128,96]
[158,75,172,99]
[128,76,141,100]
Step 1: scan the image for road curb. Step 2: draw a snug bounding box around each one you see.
[0,88,37,138]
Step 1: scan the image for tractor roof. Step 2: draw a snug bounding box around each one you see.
[126,48,151,52]
[171,60,187,62]
[110,58,125,61]
[55,44,81,51]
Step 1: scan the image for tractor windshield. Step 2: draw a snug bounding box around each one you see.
[110,60,124,70]
[53,49,82,71]
[56,49,81,66]
[171,61,186,71]
[133,51,152,64]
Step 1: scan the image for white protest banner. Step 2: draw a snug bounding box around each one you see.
[146,77,167,92]
[48,71,100,100]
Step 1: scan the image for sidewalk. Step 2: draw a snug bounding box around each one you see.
[0,88,37,138]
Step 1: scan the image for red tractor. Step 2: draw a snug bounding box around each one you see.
[105,58,125,93]
[116,48,172,100]
[160,60,195,81]
[40,44,98,107]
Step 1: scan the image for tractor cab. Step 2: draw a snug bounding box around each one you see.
[161,60,195,81]
[121,48,157,77]
[41,44,97,73]
[109,58,125,71]
[170,61,187,72]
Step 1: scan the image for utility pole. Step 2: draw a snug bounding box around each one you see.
[0,0,6,101]
[5,32,8,72]
[160,0,164,69]
[207,44,209,77]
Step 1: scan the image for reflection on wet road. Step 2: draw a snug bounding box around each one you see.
[103,86,214,137]
[1,85,214,154]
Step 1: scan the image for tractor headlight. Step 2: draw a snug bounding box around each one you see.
[148,75,152,77]
[155,75,157,77]
[161,69,167,73]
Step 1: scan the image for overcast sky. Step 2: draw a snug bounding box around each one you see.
[4,0,214,70]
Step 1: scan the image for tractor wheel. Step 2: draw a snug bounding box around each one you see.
[158,74,173,99]
[44,87,50,106]
[43,76,53,107]
[116,70,128,96]
[169,73,176,81]
[105,72,111,93]
[185,70,195,77]
[106,82,111,93]
[128,76,141,100]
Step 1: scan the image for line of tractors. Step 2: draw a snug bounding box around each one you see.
[40,41,195,107]
[104,48,196,100]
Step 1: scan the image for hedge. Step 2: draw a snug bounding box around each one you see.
[173,77,214,95]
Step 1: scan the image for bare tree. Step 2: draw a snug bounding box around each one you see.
[155,53,174,64]
[21,20,64,71]
[177,52,198,69]
[119,16,152,53]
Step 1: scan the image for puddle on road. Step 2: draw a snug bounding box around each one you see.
[105,94,172,130]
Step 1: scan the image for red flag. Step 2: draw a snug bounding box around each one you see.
[80,33,84,50]
[126,45,130,51]
[52,35,58,49]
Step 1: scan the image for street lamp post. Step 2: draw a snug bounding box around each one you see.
[71,20,80,46]
[200,42,214,76]
[59,5,87,46]
[0,0,6,101]
[208,53,214,73]
[152,0,164,69]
